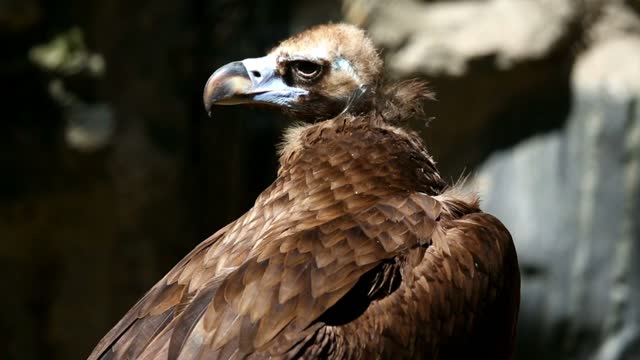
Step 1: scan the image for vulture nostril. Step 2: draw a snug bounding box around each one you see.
[251,70,261,78]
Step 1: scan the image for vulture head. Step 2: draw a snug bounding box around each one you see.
[204,24,385,121]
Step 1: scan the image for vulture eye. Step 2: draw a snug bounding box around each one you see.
[291,61,323,81]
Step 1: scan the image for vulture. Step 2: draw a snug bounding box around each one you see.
[89,24,520,360]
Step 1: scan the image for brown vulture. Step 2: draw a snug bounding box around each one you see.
[89,24,520,360]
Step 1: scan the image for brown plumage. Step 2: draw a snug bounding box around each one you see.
[89,24,519,360]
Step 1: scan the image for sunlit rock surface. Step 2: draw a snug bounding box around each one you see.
[474,27,640,360]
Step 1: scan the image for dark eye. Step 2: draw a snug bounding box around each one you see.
[291,61,322,81]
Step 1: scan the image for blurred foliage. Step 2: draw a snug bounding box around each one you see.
[29,27,105,77]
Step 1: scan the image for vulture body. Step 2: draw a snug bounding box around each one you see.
[89,24,520,360]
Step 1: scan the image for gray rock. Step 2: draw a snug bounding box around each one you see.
[473,34,640,360]
[361,0,579,76]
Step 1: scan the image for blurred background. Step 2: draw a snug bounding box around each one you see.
[2,0,639,359]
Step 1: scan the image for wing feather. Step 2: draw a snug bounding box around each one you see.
[89,188,441,360]
[88,224,232,360]
[327,207,519,359]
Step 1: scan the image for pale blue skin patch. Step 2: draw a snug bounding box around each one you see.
[252,89,309,108]
[332,57,361,84]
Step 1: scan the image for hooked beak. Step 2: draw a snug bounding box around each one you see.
[203,55,308,117]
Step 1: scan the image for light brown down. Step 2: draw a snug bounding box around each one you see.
[89,24,520,360]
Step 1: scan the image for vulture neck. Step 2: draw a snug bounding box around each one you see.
[277,108,447,197]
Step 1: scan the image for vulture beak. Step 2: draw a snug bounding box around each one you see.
[203,55,309,116]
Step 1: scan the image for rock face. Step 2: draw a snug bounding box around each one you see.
[347,0,640,358]
[473,15,640,360]
[365,0,579,76]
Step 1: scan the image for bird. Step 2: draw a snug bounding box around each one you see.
[89,23,520,360]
